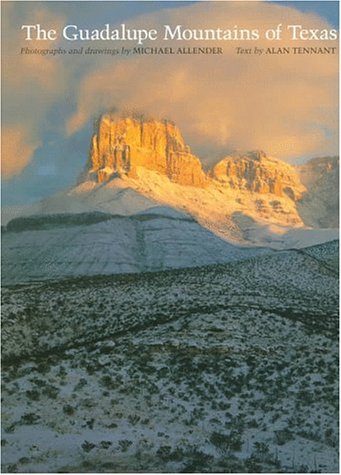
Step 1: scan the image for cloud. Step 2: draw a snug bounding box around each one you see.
[2,125,40,178]
[2,3,67,177]
[2,1,339,183]
[66,2,338,163]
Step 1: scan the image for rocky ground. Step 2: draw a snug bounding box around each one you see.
[1,241,339,473]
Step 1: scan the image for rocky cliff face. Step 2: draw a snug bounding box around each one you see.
[80,113,338,231]
[212,150,305,200]
[85,114,206,187]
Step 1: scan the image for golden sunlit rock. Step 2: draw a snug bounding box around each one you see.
[86,114,207,187]
[212,150,305,200]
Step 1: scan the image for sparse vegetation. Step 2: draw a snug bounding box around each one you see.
[1,242,338,472]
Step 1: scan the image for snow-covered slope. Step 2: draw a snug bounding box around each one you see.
[2,210,268,285]
[3,168,338,251]
[1,179,158,225]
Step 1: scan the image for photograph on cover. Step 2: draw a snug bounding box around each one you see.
[1,0,339,472]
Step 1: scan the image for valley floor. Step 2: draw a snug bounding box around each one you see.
[1,243,339,473]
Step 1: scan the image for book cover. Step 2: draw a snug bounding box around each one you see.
[1,1,339,473]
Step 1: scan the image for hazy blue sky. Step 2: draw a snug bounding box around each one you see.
[271,1,339,27]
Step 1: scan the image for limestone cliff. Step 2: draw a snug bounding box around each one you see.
[82,113,337,227]
[212,150,305,200]
[84,114,206,187]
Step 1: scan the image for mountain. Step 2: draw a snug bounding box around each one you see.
[59,115,339,239]
[2,114,339,284]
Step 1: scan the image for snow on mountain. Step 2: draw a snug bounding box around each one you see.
[123,166,337,248]
[2,179,157,225]
[2,115,339,285]
[74,114,338,246]
[2,211,268,285]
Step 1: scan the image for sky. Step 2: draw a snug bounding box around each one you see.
[271,1,339,27]
[2,1,339,204]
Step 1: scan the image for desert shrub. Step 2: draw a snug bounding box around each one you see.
[156,445,172,460]
[81,441,96,452]
[297,464,310,473]
[210,431,242,453]
[274,428,294,445]
[20,413,40,425]
[248,418,259,428]
[44,385,59,399]
[4,464,18,472]
[57,365,67,377]
[26,389,40,401]
[100,375,116,389]
[245,455,262,472]
[253,441,271,462]
[181,450,214,472]
[63,404,75,416]
[100,440,112,449]
[128,414,141,425]
[118,439,133,452]
[107,422,118,429]
[86,418,95,429]
[30,377,46,388]
[75,377,87,389]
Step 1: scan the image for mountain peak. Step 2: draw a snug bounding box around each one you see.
[212,150,305,200]
[78,111,337,218]
[81,114,207,187]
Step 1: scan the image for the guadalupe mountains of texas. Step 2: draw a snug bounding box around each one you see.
[2,113,339,284]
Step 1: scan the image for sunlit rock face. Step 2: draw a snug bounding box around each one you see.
[78,112,338,232]
[212,150,305,200]
[84,114,207,187]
